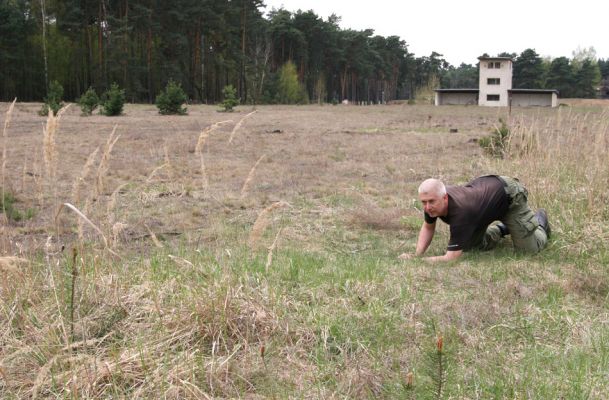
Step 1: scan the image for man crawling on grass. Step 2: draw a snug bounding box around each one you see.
[399,175,551,263]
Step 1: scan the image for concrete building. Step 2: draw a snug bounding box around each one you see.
[434,56,558,107]
[478,57,512,106]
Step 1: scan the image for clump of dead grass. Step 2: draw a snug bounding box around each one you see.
[1,267,291,398]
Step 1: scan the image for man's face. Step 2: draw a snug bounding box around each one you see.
[419,191,448,217]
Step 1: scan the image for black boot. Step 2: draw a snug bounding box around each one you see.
[535,208,551,238]
[497,223,509,237]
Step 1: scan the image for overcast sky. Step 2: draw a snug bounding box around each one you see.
[261,0,609,66]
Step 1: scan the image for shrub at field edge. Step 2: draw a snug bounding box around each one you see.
[101,83,126,116]
[77,87,100,116]
[156,80,188,115]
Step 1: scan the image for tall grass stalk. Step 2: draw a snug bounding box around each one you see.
[228,110,257,144]
[69,247,78,343]
[195,120,232,194]
[248,201,287,249]
[55,202,118,257]
[42,104,70,182]
[2,99,16,216]
[72,147,99,205]
[96,126,120,196]
[265,228,282,272]
[240,154,266,199]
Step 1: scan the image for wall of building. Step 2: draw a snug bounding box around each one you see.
[435,92,478,105]
[478,59,512,107]
[510,93,557,107]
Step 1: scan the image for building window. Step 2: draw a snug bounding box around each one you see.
[487,62,502,69]
[487,78,500,85]
[494,62,501,68]
[487,94,500,101]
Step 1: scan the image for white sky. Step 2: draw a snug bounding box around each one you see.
[261,0,609,66]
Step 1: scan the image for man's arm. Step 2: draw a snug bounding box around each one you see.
[415,221,436,256]
[399,221,436,259]
[400,221,464,262]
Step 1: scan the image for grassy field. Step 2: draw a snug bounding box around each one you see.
[1,100,609,398]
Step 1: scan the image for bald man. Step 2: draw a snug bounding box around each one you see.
[399,175,550,263]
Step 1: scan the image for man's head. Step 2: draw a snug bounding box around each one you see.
[418,178,448,217]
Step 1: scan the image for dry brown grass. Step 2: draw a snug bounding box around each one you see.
[2,100,609,398]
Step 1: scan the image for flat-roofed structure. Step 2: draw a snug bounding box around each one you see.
[509,89,559,107]
[434,89,478,105]
[434,56,558,107]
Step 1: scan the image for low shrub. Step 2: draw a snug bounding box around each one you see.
[39,80,64,116]
[101,83,125,116]
[1,191,35,222]
[220,85,239,112]
[156,80,188,115]
[479,118,510,158]
[77,87,100,116]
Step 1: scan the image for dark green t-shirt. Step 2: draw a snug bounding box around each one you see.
[424,175,509,251]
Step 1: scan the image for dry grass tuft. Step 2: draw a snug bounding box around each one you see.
[248,201,288,249]
[72,147,100,205]
[96,126,120,196]
[228,110,257,144]
[42,104,70,182]
[240,154,266,199]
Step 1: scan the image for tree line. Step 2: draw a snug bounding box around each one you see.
[1,0,607,104]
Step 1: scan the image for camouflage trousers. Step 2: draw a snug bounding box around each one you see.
[470,176,548,253]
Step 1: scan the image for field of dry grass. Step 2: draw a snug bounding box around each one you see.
[1,100,608,398]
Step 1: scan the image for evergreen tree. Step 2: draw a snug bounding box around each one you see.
[574,59,601,98]
[513,49,544,88]
[546,57,574,97]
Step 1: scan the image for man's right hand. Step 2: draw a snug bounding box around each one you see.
[398,253,415,260]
